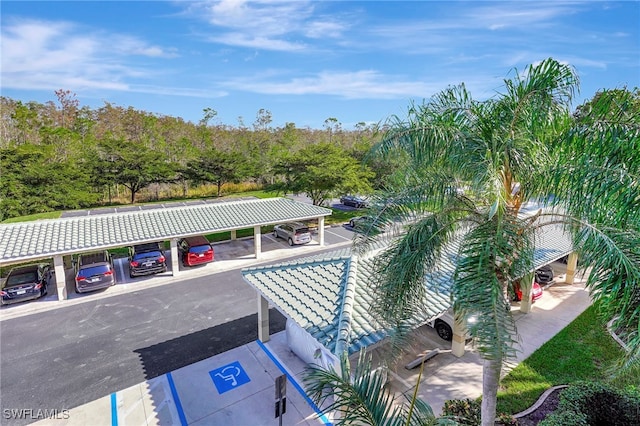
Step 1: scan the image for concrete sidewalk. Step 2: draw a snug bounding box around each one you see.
[384,271,591,416]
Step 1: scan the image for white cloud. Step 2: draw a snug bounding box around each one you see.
[189,0,349,51]
[1,18,180,93]
[463,2,581,30]
[209,33,307,51]
[225,70,448,99]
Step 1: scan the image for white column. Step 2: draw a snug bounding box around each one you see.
[565,252,578,284]
[53,255,67,301]
[170,239,180,276]
[519,273,534,314]
[451,315,466,357]
[318,216,325,246]
[230,230,237,240]
[258,293,270,342]
[254,225,262,259]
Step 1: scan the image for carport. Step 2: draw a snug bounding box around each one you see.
[242,218,577,360]
[0,197,332,301]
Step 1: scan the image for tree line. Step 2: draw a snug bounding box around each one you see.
[0,91,387,220]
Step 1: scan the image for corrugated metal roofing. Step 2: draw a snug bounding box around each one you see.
[242,220,573,356]
[0,198,332,263]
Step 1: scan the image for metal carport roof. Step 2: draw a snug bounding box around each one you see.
[0,197,332,264]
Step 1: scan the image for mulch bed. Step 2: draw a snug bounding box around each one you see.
[514,388,563,426]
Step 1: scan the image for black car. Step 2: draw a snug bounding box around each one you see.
[340,195,370,208]
[129,243,167,278]
[1,264,50,305]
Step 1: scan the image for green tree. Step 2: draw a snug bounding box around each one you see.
[0,144,97,219]
[274,142,374,206]
[184,148,253,197]
[353,59,639,425]
[94,138,175,203]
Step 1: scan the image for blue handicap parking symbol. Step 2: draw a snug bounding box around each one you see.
[209,361,251,394]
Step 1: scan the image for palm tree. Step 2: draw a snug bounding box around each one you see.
[304,350,453,425]
[354,59,639,425]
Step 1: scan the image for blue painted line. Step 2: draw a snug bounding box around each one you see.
[166,372,188,426]
[110,393,118,426]
[256,339,332,426]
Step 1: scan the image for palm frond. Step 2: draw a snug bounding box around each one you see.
[453,214,535,361]
[303,351,438,426]
[366,209,463,327]
[572,224,640,356]
[546,88,640,228]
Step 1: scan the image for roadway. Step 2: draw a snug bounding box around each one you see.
[0,224,357,425]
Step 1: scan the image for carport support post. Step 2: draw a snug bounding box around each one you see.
[318,216,325,246]
[565,252,578,284]
[254,226,262,259]
[170,239,180,276]
[451,316,466,357]
[230,230,237,240]
[258,294,270,342]
[53,255,67,301]
[519,272,535,314]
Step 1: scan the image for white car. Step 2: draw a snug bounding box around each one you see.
[429,309,477,341]
[273,222,312,246]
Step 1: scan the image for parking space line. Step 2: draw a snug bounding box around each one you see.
[166,372,188,426]
[325,228,353,242]
[256,340,332,426]
[110,393,118,426]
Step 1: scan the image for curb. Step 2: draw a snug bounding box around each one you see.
[607,317,630,352]
[512,385,568,418]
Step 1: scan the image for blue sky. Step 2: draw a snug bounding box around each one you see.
[2,1,639,130]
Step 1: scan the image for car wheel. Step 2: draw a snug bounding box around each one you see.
[435,321,453,341]
[273,230,278,238]
[349,220,355,228]
[75,286,82,294]
[288,238,294,246]
[129,271,135,279]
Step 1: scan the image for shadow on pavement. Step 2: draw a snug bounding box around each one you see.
[134,308,286,380]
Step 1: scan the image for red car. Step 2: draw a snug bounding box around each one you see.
[178,236,214,267]
[516,281,543,302]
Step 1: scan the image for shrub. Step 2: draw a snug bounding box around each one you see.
[442,398,481,425]
[538,410,588,426]
[442,399,516,425]
[540,381,640,426]
[495,413,517,425]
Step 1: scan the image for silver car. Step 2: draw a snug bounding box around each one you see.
[273,222,312,246]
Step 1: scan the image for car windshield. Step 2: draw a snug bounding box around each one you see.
[133,251,162,260]
[189,245,211,254]
[78,265,110,277]
[5,271,38,287]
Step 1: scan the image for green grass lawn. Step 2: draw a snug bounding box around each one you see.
[326,207,363,225]
[496,304,628,415]
[2,211,62,223]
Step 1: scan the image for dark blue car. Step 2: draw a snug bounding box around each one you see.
[1,264,50,305]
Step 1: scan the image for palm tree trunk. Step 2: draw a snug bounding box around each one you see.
[481,358,501,426]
